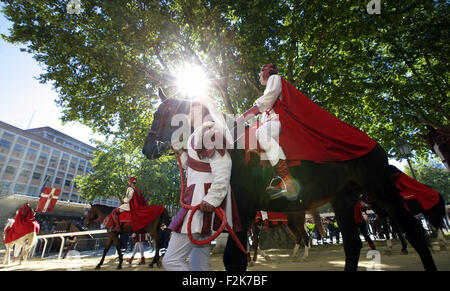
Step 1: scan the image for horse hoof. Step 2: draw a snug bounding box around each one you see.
[95,265,101,270]
[117,265,122,270]
[148,263,154,268]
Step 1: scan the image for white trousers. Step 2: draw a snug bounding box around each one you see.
[162,232,211,271]
[256,120,286,166]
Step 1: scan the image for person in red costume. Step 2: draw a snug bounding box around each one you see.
[4,203,40,244]
[109,177,160,232]
[239,64,377,200]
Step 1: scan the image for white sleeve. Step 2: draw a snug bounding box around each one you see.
[123,187,134,203]
[254,74,282,112]
[202,151,232,207]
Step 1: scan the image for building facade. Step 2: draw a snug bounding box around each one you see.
[0,121,120,207]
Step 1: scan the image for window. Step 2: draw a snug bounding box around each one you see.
[2,131,15,139]
[0,139,11,154]
[12,143,25,158]
[54,177,63,186]
[59,159,68,171]
[0,155,6,171]
[18,169,31,182]
[38,152,48,166]
[32,172,42,180]
[27,185,39,196]
[25,148,38,162]
[4,165,16,175]
[49,156,59,168]
[13,183,26,193]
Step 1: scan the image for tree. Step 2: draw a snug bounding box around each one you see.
[73,137,182,214]
[1,0,448,160]
[403,156,450,203]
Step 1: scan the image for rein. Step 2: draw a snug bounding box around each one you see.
[175,155,248,255]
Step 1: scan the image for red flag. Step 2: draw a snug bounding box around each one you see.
[35,187,61,213]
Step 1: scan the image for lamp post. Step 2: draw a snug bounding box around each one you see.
[398,139,417,180]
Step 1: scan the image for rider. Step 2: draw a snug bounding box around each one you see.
[239,64,377,202]
[162,97,241,271]
[4,204,40,245]
[238,64,294,195]
[109,177,138,232]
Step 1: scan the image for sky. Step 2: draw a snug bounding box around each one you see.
[0,10,102,147]
[0,7,407,170]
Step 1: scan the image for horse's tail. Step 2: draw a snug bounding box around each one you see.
[425,193,446,230]
[159,208,172,229]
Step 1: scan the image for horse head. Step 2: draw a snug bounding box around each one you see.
[84,204,100,226]
[142,88,190,159]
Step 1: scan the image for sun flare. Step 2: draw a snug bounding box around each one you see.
[175,63,210,98]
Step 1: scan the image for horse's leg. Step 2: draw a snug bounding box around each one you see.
[331,189,362,271]
[96,236,113,269]
[111,233,123,269]
[287,212,306,260]
[3,244,10,265]
[223,224,249,271]
[369,171,437,271]
[148,222,161,268]
[252,224,260,262]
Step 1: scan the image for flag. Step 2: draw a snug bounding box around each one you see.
[36,187,61,213]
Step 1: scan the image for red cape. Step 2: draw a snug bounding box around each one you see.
[272,78,377,163]
[393,172,439,211]
[4,204,40,244]
[128,187,165,232]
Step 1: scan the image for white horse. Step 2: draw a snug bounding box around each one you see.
[3,219,38,265]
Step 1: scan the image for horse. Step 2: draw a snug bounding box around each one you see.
[142,89,437,271]
[84,204,171,269]
[422,125,450,171]
[3,219,38,265]
[249,209,325,264]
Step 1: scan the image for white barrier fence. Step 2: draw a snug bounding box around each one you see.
[32,230,108,260]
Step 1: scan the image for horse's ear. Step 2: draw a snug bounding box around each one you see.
[158,87,168,102]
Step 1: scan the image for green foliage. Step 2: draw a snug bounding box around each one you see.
[404,156,450,203]
[74,138,181,213]
[1,1,448,203]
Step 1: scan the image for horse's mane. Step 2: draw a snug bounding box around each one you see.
[91,204,115,213]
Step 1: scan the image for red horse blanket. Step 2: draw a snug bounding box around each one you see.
[104,187,165,232]
[393,171,439,211]
[273,78,377,164]
[4,204,40,244]
[255,211,288,225]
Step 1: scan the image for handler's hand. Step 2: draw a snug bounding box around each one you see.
[199,200,215,213]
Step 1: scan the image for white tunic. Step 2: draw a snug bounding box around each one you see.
[175,122,234,234]
[119,187,134,212]
[254,74,282,124]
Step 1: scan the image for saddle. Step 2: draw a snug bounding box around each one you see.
[103,211,132,229]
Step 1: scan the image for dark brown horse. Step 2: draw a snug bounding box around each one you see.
[142,89,437,271]
[84,204,171,269]
[249,210,325,263]
[422,125,450,171]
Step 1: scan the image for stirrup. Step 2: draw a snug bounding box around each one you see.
[266,176,301,202]
[266,176,288,199]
